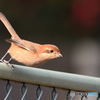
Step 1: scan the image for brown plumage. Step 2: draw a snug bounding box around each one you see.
[0,12,62,66]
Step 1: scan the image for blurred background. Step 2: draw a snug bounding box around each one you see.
[0,0,100,77]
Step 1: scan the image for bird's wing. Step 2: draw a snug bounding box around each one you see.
[6,39,37,52]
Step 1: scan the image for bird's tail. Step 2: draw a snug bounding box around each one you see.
[0,12,21,40]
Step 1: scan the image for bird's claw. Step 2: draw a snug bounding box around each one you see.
[0,59,4,63]
[3,60,14,69]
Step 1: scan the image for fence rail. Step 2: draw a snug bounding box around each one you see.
[0,62,100,93]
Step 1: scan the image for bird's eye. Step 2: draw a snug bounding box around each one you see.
[45,49,54,53]
[49,50,54,53]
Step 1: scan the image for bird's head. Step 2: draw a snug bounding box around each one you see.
[38,44,62,60]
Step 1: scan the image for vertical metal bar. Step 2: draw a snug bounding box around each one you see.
[36,85,43,100]
[21,83,28,100]
[4,80,12,100]
[51,87,58,100]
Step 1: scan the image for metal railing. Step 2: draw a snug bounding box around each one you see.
[0,62,100,100]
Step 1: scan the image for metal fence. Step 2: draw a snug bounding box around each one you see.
[0,62,100,100]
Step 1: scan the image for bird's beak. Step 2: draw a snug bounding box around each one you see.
[58,53,63,57]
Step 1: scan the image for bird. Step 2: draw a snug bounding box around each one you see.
[0,12,62,67]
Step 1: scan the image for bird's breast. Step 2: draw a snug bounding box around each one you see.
[8,43,43,66]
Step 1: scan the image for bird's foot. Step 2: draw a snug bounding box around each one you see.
[3,60,14,69]
[0,59,4,63]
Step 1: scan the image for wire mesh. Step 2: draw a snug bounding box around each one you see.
[0,80,99,100]
[97,93,100,100]
[4,80,12,100]
[51,88,58,100]
[0,63,100,100]
[36,85,43,100]
[66,90,71,100]
[20,83,28,100]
